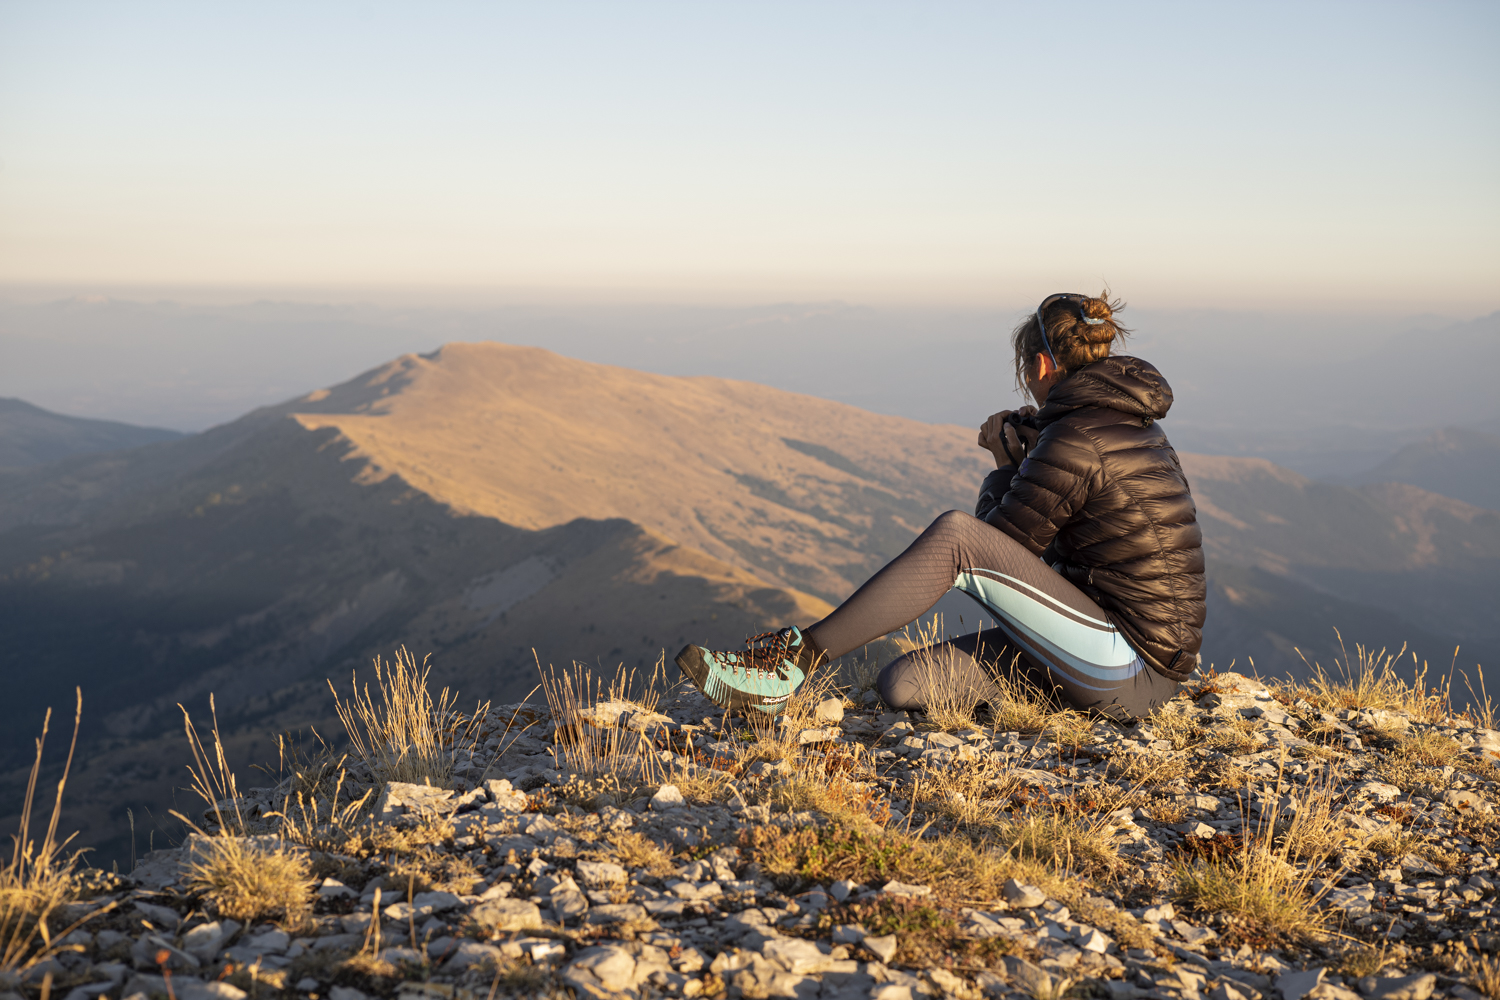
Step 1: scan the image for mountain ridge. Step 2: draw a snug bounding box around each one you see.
[0,396,183,469]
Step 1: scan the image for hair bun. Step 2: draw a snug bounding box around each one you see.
[1080,295,1115,343]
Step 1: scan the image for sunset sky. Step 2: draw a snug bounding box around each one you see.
[1,1,1496,311]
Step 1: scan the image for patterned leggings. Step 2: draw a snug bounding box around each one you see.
[803,510,1179,720]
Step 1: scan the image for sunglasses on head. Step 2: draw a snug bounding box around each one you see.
[1034,293,1107,372]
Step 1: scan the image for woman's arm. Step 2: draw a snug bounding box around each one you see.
[977,422,1096,555]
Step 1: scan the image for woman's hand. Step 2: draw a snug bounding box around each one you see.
[978,408,1038,469]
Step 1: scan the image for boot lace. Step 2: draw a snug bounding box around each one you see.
[730,628,796,678]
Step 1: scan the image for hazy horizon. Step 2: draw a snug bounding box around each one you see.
[3,290,1498,481]
[3,3,1497,311]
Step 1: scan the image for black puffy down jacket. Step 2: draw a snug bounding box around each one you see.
[974,356,1206,681]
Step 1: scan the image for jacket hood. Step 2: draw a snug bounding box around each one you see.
[1037,356,1173,424]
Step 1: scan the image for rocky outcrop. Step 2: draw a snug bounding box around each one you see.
[28,672,1500,1000]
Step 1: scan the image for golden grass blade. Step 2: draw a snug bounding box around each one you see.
[2,689,112,976]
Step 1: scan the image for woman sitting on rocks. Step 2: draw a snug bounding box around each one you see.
[676,292,1205,722]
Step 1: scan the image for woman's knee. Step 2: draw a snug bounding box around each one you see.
[928,509,976,536]
[918,509,979,552]
[876,653,924,711]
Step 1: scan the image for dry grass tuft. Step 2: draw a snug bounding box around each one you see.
[1172,845,1322,945]
[1148,705,1206,751]
[743,818,941,892]
[1374,756,1448,797]
[1461,951,1500,1000]
[1196,761,1254,790]
[742,817,1091,914]
[1276,764,1350,868]
[833,638,904,698]
[765,772,890,828]
[1394,730,1465,768]
[890,619,986,732]
[331,647,490,788]
[915,756,1018,833]
[607,831,678,878]
[1286,632,1451,725]
[388,848,481,896]
[175,700,319,929]
[1173,760,1340,945]
[988,671,1059,735]
[539,657,667,785]
[477,955,554,995]
[184,836,313,926]
[832,895,1017,969]
[1363,826,1424,862]
[1335,944,1393,979]
[1206,718,1264,756]
[1,690,113,976]
[995,811,1123,879]
[667,765,737,806]
[1114,751,1191,787]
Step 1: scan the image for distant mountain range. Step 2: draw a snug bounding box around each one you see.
[1345,426,1500,511]
[0,397,181,468]
[1,344,1495,867]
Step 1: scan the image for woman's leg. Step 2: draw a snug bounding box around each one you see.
[807,509,1178,719]
[877,627,1176,720]
[876,629,1016,712]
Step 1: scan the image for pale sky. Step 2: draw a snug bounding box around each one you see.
[1,1,1496,310]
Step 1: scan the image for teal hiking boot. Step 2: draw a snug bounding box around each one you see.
[674,626,823,714]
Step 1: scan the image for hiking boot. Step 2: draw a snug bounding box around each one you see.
[674,626,824,714]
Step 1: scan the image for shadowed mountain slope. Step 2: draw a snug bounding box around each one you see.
[0,397,182,468]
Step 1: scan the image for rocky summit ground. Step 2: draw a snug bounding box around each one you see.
[11,666,1500,1000]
